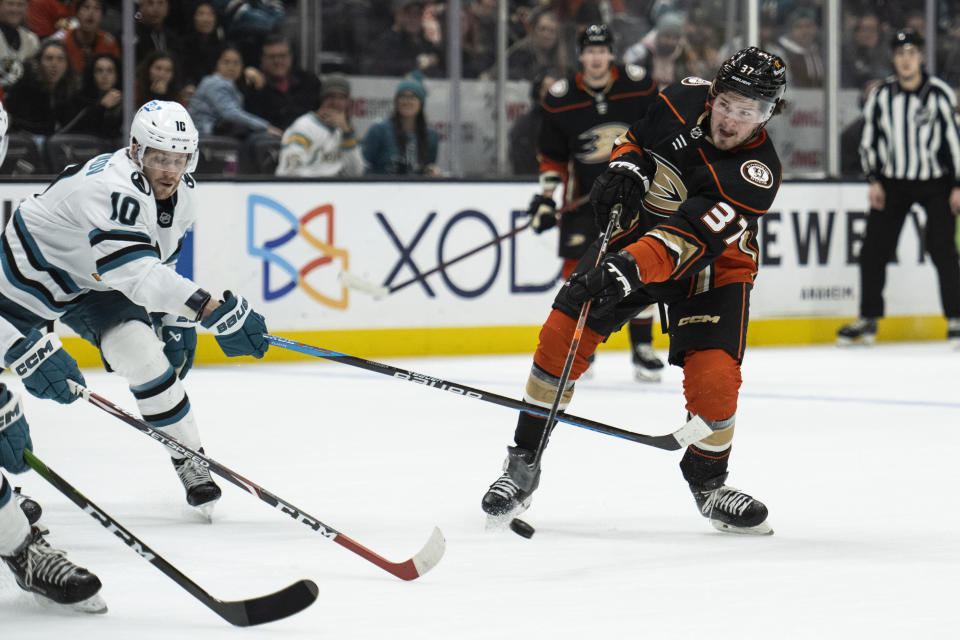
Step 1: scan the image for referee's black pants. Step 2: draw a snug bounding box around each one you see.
[859,177,960,319]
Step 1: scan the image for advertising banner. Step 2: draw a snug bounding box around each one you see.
[0,180,946,335]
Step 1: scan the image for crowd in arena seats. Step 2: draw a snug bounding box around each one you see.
[2,1,960,178]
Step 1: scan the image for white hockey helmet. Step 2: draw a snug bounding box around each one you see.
[129,100,199,173]
[0,102,8,168]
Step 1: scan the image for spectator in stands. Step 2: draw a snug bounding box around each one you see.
[504,6,565,81]
[243,33,320,130]
[842,12,890,90]
[135,0,181,62]
[461,0,497,79]
[362,0,444,78]
[59,0,120,74]
[212,0,286,66]
[623,10,693,88]
[0,0,40,89]
[508,66,560,177]
[684,7,721,80]
[25,0,73,39]
[362,73,439,176]
[5,39,81,135]
[189,44,280,139]
[180,1,224,88]
[276,73,363,177]
[71,51,121,139]
[134,49,181,106]
[776,8,824,88]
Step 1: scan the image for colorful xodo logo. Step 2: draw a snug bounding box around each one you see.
[246,194,349,309]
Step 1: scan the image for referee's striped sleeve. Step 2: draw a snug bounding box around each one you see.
[932,79,960,183]
[859,84,881,181]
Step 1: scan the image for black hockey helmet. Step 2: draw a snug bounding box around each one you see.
[711,46,787,121]
[578,24,614,53]
[890,28,924,51]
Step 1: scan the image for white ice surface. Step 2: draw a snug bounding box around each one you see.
[2,343,958,639]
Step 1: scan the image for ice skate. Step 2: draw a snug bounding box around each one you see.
[482,448,538,529]
[948,318,960,349]
[2,526,107,614]
[632,343,664,382]
[172,451,221,520]
[689,473,772,535]
[836,318,877,346]
[13,486,47,534]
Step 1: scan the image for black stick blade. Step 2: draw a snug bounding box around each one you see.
[215,579,319,627]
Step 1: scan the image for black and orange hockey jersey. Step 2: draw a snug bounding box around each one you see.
[538,65,658,206]
[613,78,783,298]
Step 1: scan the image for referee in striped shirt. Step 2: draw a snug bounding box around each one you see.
[838,28,960,347]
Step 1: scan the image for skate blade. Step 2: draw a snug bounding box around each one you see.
[710,519,774,536]
[836,335,875,347]
[483,500,531,532]
[633,367,663,383]
[191,498,219,523]
[34,592,108,614]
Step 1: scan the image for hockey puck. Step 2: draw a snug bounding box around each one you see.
[509,518,535,539]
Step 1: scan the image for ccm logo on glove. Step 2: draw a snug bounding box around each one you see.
[10,333,58,376]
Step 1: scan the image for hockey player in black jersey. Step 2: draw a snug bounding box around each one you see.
[484,47,787,535]
[526,24,665,382]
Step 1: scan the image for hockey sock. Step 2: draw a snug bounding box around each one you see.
[101,321,202,456]
[679,441,732,486]
[628,315,654,346]
[0,476,30,556]
[515,364,574,451]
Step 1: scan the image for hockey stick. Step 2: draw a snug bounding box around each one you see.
[67,382,445,581]
[263,334,710,451]
[339,195,590,299]
[507,206,621,491]
[23,449,318,626]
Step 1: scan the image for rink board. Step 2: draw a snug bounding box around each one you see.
[0,180,950,365]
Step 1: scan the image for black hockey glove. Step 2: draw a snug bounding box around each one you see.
[590,151,652,228]
[526,194,557,233]
[566,250,643,314]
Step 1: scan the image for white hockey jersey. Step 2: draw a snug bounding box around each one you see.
[275,113,365,177]
[0,149,203,342]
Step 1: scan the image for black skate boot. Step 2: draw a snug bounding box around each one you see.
[948,318,960,349]
[2,526,106,613]
[836,318,877,346]
[689,473,772,535]
[632,343,664,382]
[482,447,539,528]
[13,487,46,533]
[172,449,221,519]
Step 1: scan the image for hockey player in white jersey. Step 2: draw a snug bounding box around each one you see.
[0,100,270,519]
[0,100,107,614]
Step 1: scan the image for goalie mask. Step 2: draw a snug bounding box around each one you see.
[129,100,199,173]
